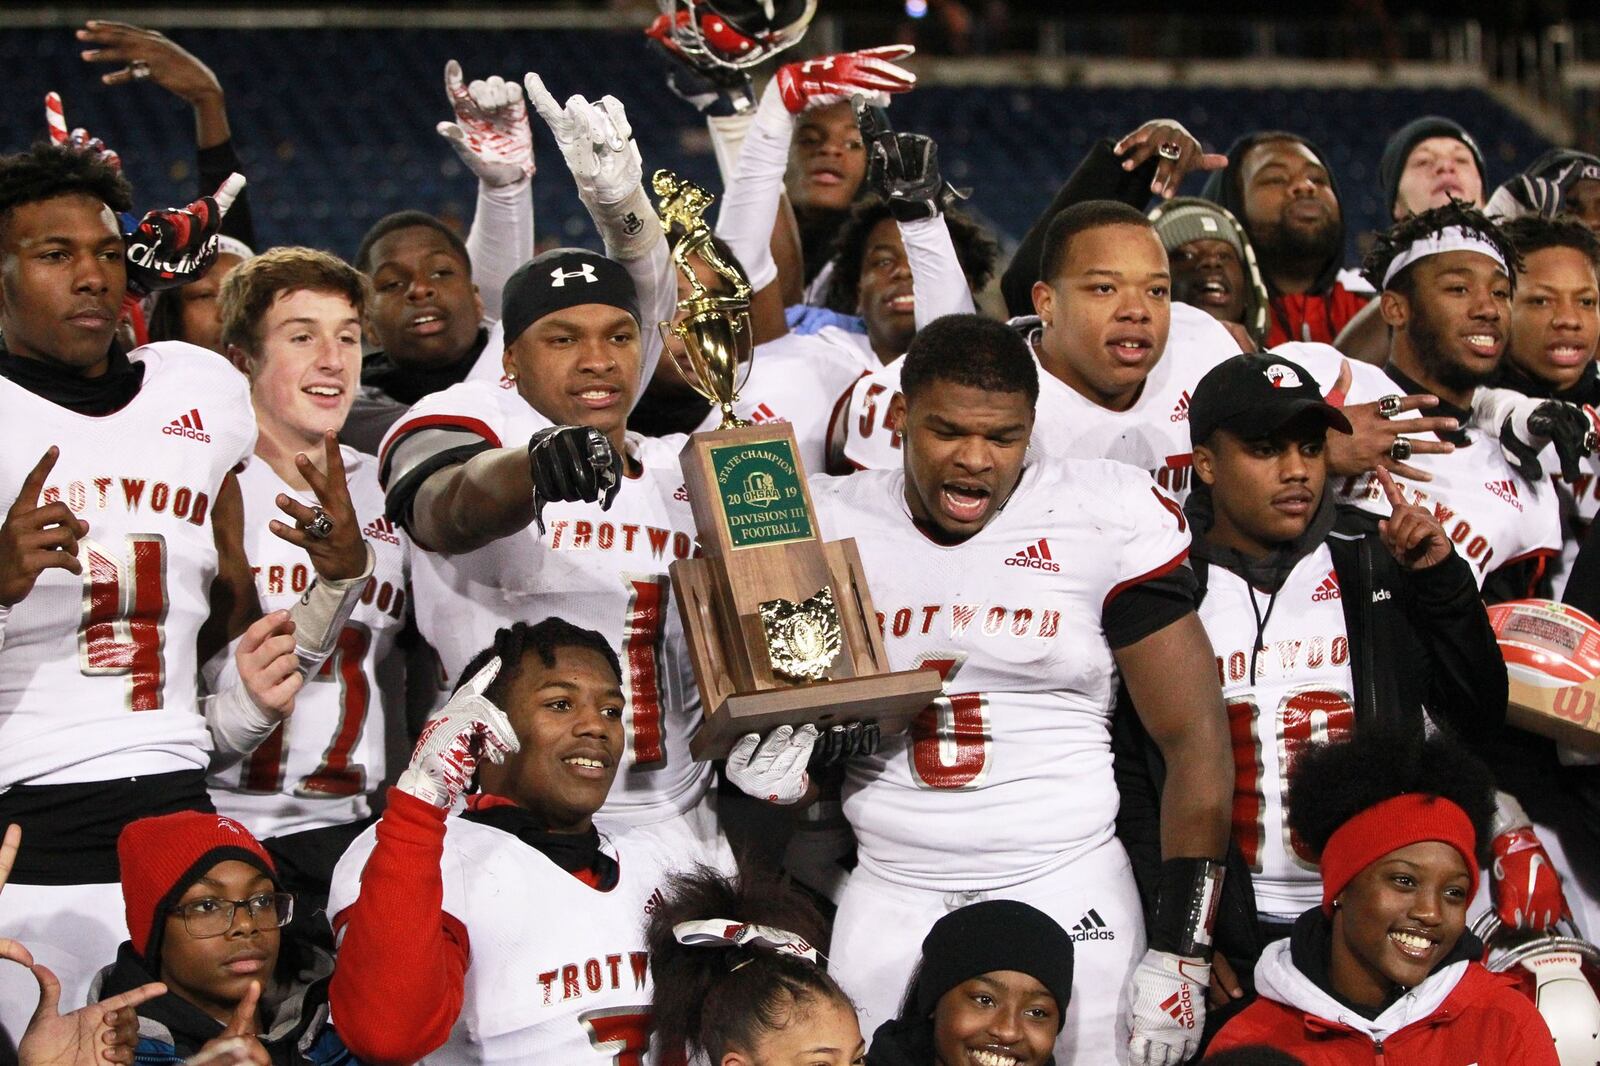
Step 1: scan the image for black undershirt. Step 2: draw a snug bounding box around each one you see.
[0,341,144,415]
[462,803,619,889]
[1383,363,1472,446]
[360,327,489,407]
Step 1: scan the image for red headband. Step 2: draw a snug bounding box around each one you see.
[1320,793,1479,914]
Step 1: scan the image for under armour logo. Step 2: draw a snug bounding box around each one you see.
[550,264,598,287]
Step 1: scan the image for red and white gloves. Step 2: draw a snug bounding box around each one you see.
[397,657,519,811]
[436,60,534,188]
[725,724,817,805]
[774,45,916,115]
[1127,950,1210,1066]
[1491,793,1571,932]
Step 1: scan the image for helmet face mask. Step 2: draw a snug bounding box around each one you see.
[656,0,818,70]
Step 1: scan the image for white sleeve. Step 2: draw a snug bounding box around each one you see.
[1114,471,1193,596]
[707,112,756,184]
[713,86,793,294]
[464,175,534,323]
[620,236,672,396]
[899,214,975,330]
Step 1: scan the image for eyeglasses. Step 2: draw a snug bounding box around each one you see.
[168,893,294,939]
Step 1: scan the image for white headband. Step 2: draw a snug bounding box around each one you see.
[673,920,820,964]
[213,235,256,261]
[1381,225,1506,290]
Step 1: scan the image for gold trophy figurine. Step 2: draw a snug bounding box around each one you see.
[654,169,754,429]
[653,169,943,761]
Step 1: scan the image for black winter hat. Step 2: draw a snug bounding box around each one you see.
[1379,116,1486,218]
[910,900,1075,1024]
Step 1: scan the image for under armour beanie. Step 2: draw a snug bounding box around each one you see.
[501,247,641,346]
[118,812,277,963]
[909,900,1075,1028]
[1379,116,1487,217]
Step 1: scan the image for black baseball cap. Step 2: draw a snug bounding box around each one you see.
[1189,353,1352,446]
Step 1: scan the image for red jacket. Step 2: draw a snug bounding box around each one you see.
[1208,941,1558,1065]
[1264,282,1371,347]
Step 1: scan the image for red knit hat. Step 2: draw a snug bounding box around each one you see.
[1319,793,1480,915]
[117,812,277,961]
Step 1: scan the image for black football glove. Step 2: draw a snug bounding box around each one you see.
[527,425,621,534]
[855,98,961,223]
[1528,400,1600,483]
[124,173,245,296]
[807,720,882,770]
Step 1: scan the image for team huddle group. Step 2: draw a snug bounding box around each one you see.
[4,6,1600,1066]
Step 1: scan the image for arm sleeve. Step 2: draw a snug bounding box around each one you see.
[328,789,470,1065]
[714,87,793,294]
[376,393,506,535]
[1403,550,1509,742]
[1103,565,1197,649]
[464,176,534,322]
[620,236,672,396]
[196,139,256,249]
[1106,475,1194,614]
[900,214,975,330]
[999,139,1160,317]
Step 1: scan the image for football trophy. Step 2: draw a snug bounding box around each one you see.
[654,169,942,760]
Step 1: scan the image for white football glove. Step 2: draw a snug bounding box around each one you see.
[525,74,642,206]
[397,656,519,810]
[1126,949,1210,1066]
[725,724,818,805]
[436,60,534,187]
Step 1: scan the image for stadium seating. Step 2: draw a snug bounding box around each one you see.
[0,28,1553,263]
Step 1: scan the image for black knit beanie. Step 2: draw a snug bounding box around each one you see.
[910,900,1075,1025]
[1379,116,1486,217]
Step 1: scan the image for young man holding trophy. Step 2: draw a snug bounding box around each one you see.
[724,315,1234,1066]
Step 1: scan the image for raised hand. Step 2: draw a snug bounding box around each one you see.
[235,611,301,722]
[1471,387,1597,483]
[1113,118,1228,200]
[437,60,534,187]
[1321,361,1455,482]
[775,46,915,115]
[855,100,955,222]
[725,724,817,805]
[125,173,246,295]
[1375,468,1451,570]
[267,432,368,582]
[8,949,164,1066]
[75,20,223,103]
[397,657,519,810]
[0,448,90,609]
[43,93,120,170]
[524,75,641,205]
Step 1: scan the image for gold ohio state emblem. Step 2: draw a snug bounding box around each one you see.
[758,585,843,683]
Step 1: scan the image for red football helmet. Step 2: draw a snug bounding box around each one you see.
[1487,599,1600,688]
[1476,912,1600,1065]
[649,0,817,70]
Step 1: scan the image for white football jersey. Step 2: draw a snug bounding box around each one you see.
[329,817,672,1065]
[830,302,1238,501]
[1199,544,1356,921]
[1281,344,1564,587]
[811,461,1192,889]
[692,327,876,472]
[0,343,255,788]
[380,382,710,828]
[209,448,410,836]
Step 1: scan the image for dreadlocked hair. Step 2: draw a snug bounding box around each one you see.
[0,142,132,238]
[648,865,852,1063]
[823,195,998,314]
[1503,213,1600,271]
[453,617,622,707]
[1360,198,1522,297]
[1286,728,1496,866]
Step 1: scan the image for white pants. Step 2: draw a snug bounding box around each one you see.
[832,840,1143,1066]
[595,791,737,878]
[0,881,128,1039]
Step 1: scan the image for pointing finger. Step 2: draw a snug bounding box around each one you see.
[44,93,68,144]
[1374,466,1409,509]
[212,173,246,217]
[443,58,465,100]
[11,447,59,518]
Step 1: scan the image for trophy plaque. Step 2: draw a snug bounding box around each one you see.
[654,170,944,760]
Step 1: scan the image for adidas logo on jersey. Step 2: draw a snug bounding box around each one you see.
[750,403,783,424]
[1005,538,1059,572]
[1485,479,1524,512]
[1070,908,1115,942]
[162,408,210,443]
[363,515,400,545]
[1312,570,1341,602]
[1170,391,1191,423]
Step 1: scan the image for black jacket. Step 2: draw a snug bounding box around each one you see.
[1113,499,1506,975]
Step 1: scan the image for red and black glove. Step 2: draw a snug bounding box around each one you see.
[124,173,245,296]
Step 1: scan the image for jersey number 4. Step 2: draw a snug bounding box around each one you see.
[242,623,373,798]
[909,655,991,791]
[1228,688,1355,871]
[78,535,168,711]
